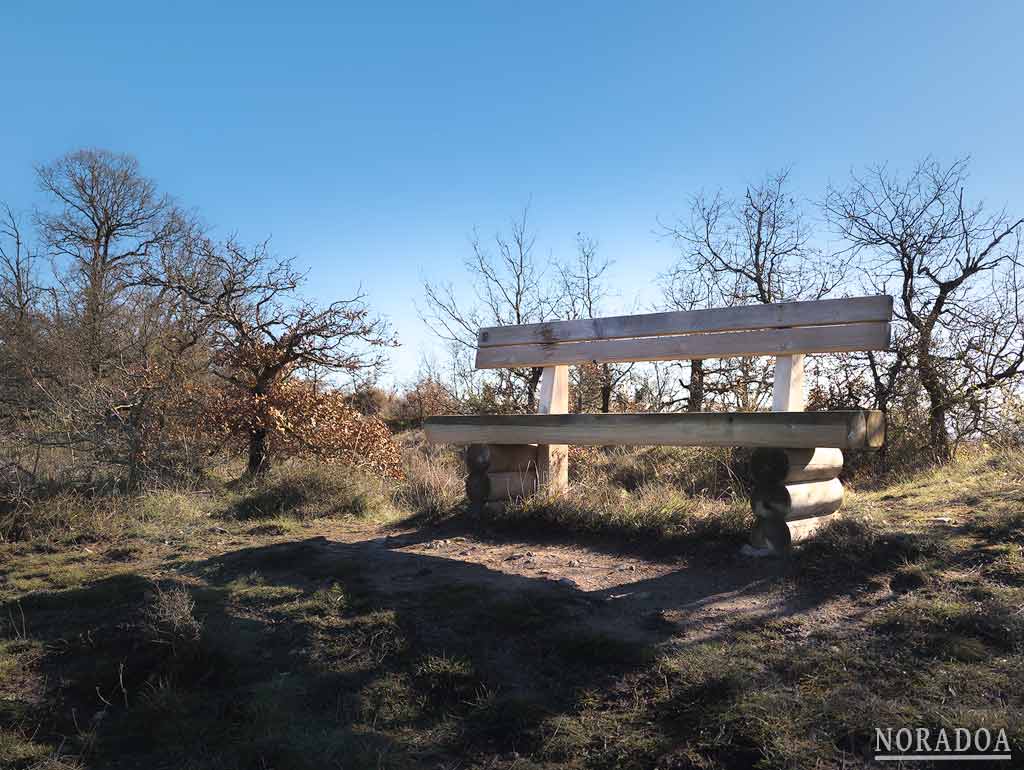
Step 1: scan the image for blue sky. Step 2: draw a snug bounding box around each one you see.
[2,1,1022,383]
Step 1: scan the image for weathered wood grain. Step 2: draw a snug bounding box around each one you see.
[750,447,845,485]
[786,514,835,542]
[466,444,492,473]
[772,354,805,412]
[480,444,539,474]
[465,471,490,516]
[475,322,891,368]
[477,295,894,347]
[751,477,845,521]
[487,471,539,501]
[537,365,569,492]
[424,411,885,449]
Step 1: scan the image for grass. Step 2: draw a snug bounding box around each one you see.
[395,435,465,517]
[0,443,1023,767]
[227,463,398,521]
[486,476,752,551]
[494,445,754,552]
[571,444,746,497]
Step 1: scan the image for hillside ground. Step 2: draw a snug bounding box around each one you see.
[1,442,1022,769]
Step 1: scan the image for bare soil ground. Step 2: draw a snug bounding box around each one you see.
[319,519,855,646]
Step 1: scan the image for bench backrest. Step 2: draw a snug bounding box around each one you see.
[475,296,893,369]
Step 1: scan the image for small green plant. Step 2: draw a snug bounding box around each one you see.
[311,583,349,616]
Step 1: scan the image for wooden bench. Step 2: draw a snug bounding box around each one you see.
[424,295,893,552]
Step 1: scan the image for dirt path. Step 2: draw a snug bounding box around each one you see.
[305,518,875,648]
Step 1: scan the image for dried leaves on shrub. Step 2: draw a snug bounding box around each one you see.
[205,378,404,480]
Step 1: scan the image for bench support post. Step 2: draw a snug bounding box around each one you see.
[537,365,569,493]
[772,353,805,412]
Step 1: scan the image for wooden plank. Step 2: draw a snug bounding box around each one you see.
[465,470,489,514]
[478,296,894,347]
[864,410,885,448]
[772,354,805,412]
[424,411,885,449]
[753,513,838,551]
[466,444,492,473]
[786,478,844,520]
[536,365,569,492]
[475,322,891,369]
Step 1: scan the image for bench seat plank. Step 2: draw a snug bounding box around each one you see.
[424,411,885,450]
[478,296,894,348]
[475,322,890,369]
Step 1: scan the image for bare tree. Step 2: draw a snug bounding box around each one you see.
[658,268,716,411]
[1,151,202,487]
[0,205,45,329]
[662,169,843,410]
[421,208,554,411]
[558,234,631,412]
[35,149,189,375]
[826,157,1024,459]
[0,205,47,447]
[663,168,845,305]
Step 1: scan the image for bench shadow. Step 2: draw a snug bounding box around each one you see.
[387,507,749,565]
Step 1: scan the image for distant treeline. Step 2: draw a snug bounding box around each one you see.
[2,153,1022,498]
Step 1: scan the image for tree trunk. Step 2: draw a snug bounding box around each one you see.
[600,365,612,414]
[917,333,951,460]
[247,428,270,476]
[126,446,144,490]
[525,367,543,411]
[83,287,104,375]
[688,359,704,411]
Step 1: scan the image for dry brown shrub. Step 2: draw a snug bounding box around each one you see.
[204,379,404,480]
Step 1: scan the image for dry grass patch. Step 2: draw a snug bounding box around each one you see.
[143,584,203,658]
[574,444,747,498]
[228,463,397,522]
[493,477,751,547]
[396,440,463,518]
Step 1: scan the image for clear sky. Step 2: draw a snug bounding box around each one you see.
[2,1,1022,384]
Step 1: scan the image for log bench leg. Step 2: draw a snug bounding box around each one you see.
[465,444,492,516]
[465,444,540,514]
[748,447,845,554]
